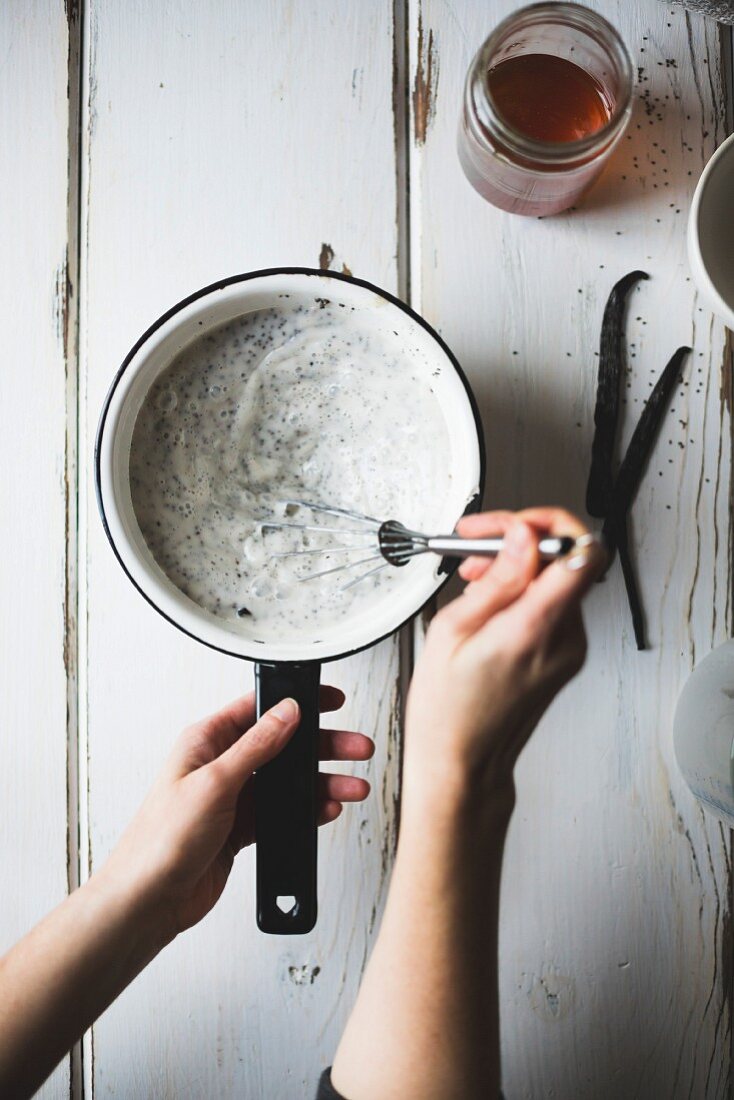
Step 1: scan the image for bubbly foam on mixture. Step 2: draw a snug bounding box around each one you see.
[129,299,453,641]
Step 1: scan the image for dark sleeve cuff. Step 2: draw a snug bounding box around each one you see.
[316,1067,505,1099]
[316,1068,345,1100]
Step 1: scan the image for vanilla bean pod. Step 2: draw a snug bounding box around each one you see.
[586,270,649,520]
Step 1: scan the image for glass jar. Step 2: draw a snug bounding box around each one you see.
[458,2,633,217]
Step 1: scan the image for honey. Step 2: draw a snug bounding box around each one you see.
[487,54,611,145]
[457,4,633,216]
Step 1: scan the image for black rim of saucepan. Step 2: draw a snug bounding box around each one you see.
[94,266,487,936]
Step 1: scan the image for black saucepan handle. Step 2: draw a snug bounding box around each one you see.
[254,661,321,934]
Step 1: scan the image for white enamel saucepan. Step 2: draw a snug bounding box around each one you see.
[95,268,485,934]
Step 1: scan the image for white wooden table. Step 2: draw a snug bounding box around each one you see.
[2,2,732,1097]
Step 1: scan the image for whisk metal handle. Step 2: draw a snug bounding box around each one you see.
[426,535,575,561]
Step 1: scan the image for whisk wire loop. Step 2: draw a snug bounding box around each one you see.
[299,553,385,583]
[282,499,382,527]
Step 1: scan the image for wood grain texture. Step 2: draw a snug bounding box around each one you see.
[3,3,729,1097]
[409,2,732,1097]
[79,2,400,1095]
[0,3,74,1096]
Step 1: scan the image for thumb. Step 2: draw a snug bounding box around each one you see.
[214,697,300,792]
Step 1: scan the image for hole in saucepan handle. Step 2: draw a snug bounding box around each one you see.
[276,895,298,915]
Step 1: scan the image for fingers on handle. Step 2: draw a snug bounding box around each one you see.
[318,800,343,826]
[463,507,604,638]
[204,691,258,743]
[315,777,371,827]
[515,506,588,538]
[320,773,370,802]
[458,506,593,583]
[492,537,605,661]
[456,511,515,582]
[213,697,301,791]
[506,508,607,621]
[167,693,259,776]
[197,684,343,752]
[521,534,607,628]
[319,729,375,761]
[318,685,346,713]
[439,519,540,636]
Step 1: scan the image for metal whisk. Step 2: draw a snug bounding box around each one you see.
[262,500,578,592]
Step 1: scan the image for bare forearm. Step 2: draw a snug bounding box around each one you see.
[0,870,170,1098]
[332,775,513,1100]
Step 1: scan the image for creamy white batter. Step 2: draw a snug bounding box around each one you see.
[129,299,453,640]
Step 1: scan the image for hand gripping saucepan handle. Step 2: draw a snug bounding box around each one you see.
[255,661,321,934]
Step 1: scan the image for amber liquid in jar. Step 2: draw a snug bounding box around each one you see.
[458,4,632,216]
[487,54,611,144]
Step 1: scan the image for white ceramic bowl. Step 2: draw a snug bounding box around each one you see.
[687,131,734,330]
[674,638,734,828]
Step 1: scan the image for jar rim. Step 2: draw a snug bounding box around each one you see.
[471,2,634,167]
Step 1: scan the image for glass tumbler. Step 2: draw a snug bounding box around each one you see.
[458,2,633,216]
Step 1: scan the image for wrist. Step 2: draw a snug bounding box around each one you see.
[90,860,178,958]
[402,738,516,816]
[390,763,512,916]
[400,758,515,838]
